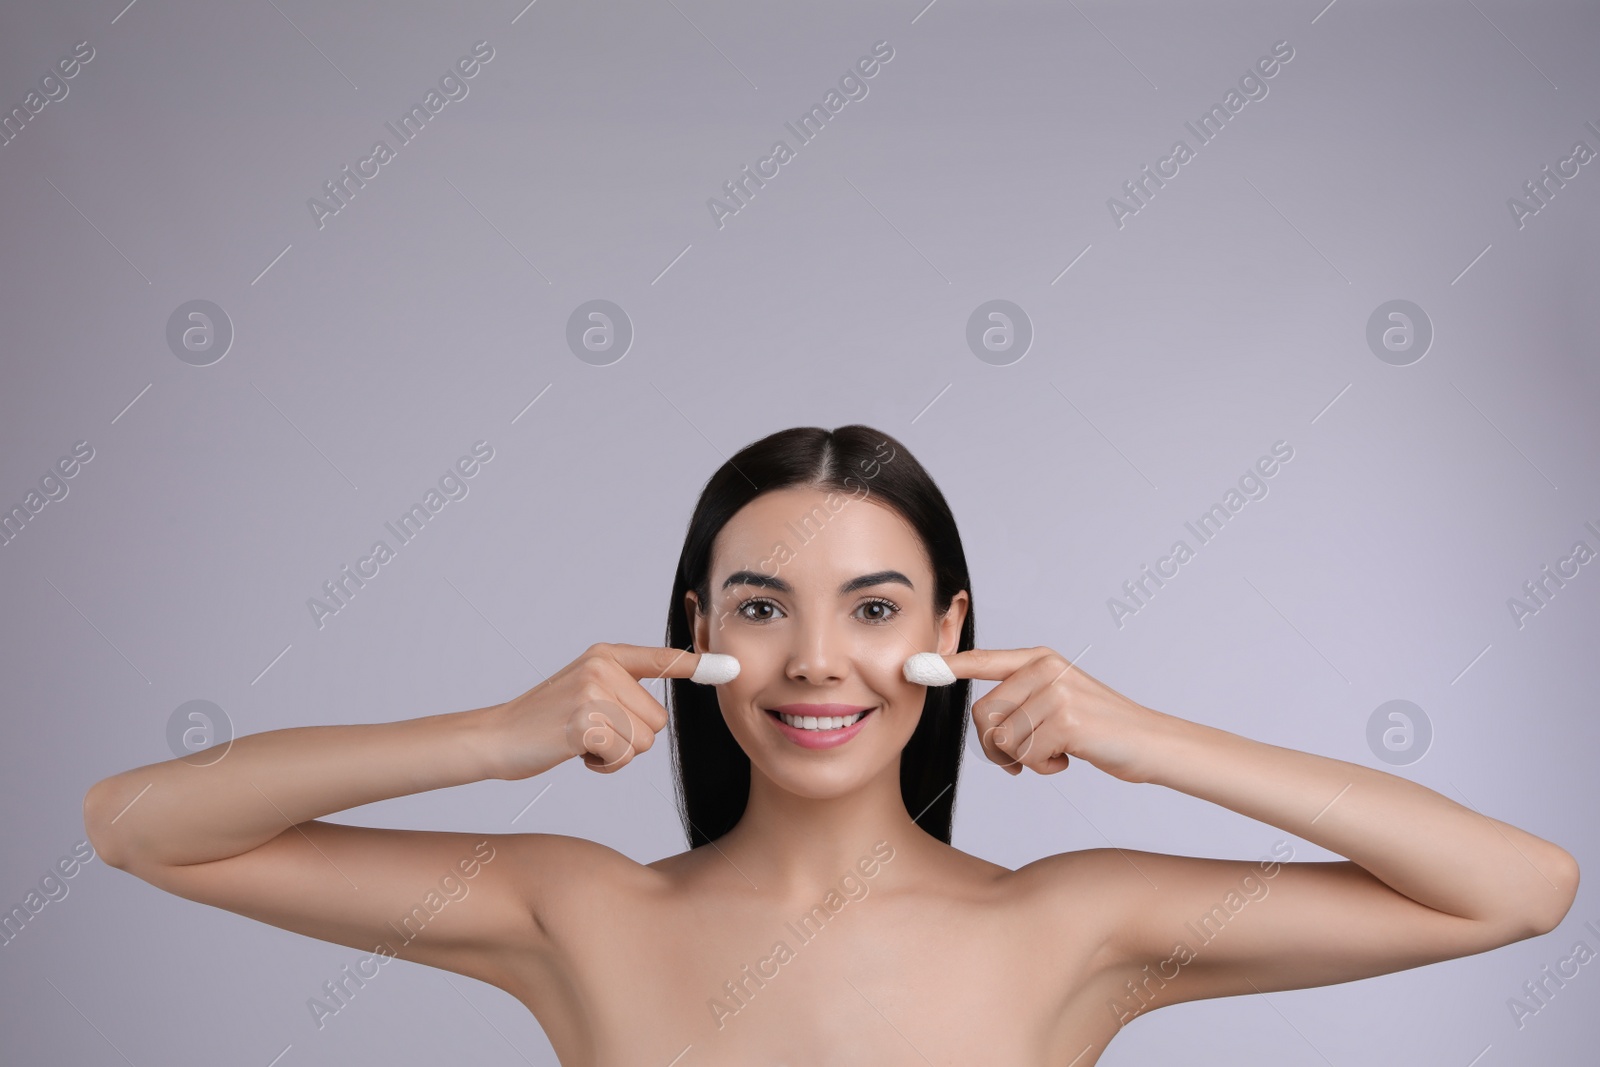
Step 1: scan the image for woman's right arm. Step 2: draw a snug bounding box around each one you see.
[81,643,703,989]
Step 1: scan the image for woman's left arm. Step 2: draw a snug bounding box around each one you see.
[946,647,1581,1000]
[1141,704,1577,934]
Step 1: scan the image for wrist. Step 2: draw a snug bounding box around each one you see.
[469,692,581,782]
[452,702,513,782]
[1129,705,1224,788]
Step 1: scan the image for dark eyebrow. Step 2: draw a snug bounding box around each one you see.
[720,569,914,596]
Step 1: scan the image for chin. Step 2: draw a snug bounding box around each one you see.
[760,759,883,799]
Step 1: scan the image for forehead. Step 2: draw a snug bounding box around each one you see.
[710,487,930,585]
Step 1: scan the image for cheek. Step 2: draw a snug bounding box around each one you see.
[710,633,775,707]
[714,626,773,669]
[859,623,935,678]
[857,643,912,690]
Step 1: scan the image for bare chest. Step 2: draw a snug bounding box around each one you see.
[505,884,1120,1066]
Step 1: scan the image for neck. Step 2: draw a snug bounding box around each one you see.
[713,757,926,899]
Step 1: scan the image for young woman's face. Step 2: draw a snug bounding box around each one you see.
[687,486,968,798]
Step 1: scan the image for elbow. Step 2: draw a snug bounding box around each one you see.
[82,777,136,871]
[1523,847,1581,938]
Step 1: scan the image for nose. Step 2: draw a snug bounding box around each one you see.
[783,616,850,685]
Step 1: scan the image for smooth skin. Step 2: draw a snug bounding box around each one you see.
[83,486,1579,1066]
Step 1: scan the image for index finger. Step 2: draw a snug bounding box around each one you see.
[600,644,741,685]
[902,648,1045,685]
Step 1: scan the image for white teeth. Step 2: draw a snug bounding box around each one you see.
[776,710,867,731]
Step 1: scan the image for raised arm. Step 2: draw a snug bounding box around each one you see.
[1080,712,1578,1014]
[81,643,708,989]
[942,647,1580,1016]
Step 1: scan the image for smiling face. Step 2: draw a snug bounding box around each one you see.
[685,485,968,799]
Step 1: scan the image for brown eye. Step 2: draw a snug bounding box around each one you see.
[857,598,901,623]
[737,598,781,622]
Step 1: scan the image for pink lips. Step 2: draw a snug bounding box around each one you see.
[765,704,875,749]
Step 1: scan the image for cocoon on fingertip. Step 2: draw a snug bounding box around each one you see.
[690,653,740,685]
[903,652,956,686]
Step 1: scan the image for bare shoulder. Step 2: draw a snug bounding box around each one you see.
[502,829,655,871]
[1003,844,1277,921]
[1002,848,1160,957]
[1007,846,1143,897]
[483,831,671,949]
[501,831,669,914]
[892,840,1094,908]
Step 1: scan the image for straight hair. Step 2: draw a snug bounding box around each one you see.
[664,424,976,847]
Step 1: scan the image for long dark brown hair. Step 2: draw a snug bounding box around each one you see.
[664,424,976,847]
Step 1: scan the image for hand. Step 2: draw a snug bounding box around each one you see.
[934,646,1161,783]
[492,643,719,778]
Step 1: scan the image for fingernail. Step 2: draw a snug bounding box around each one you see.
[691,653,740,685]
[903,652,955,686]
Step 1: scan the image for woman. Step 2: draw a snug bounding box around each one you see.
[84,424,1579,1065]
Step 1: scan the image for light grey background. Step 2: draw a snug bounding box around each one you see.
[3,0,1597,1063]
